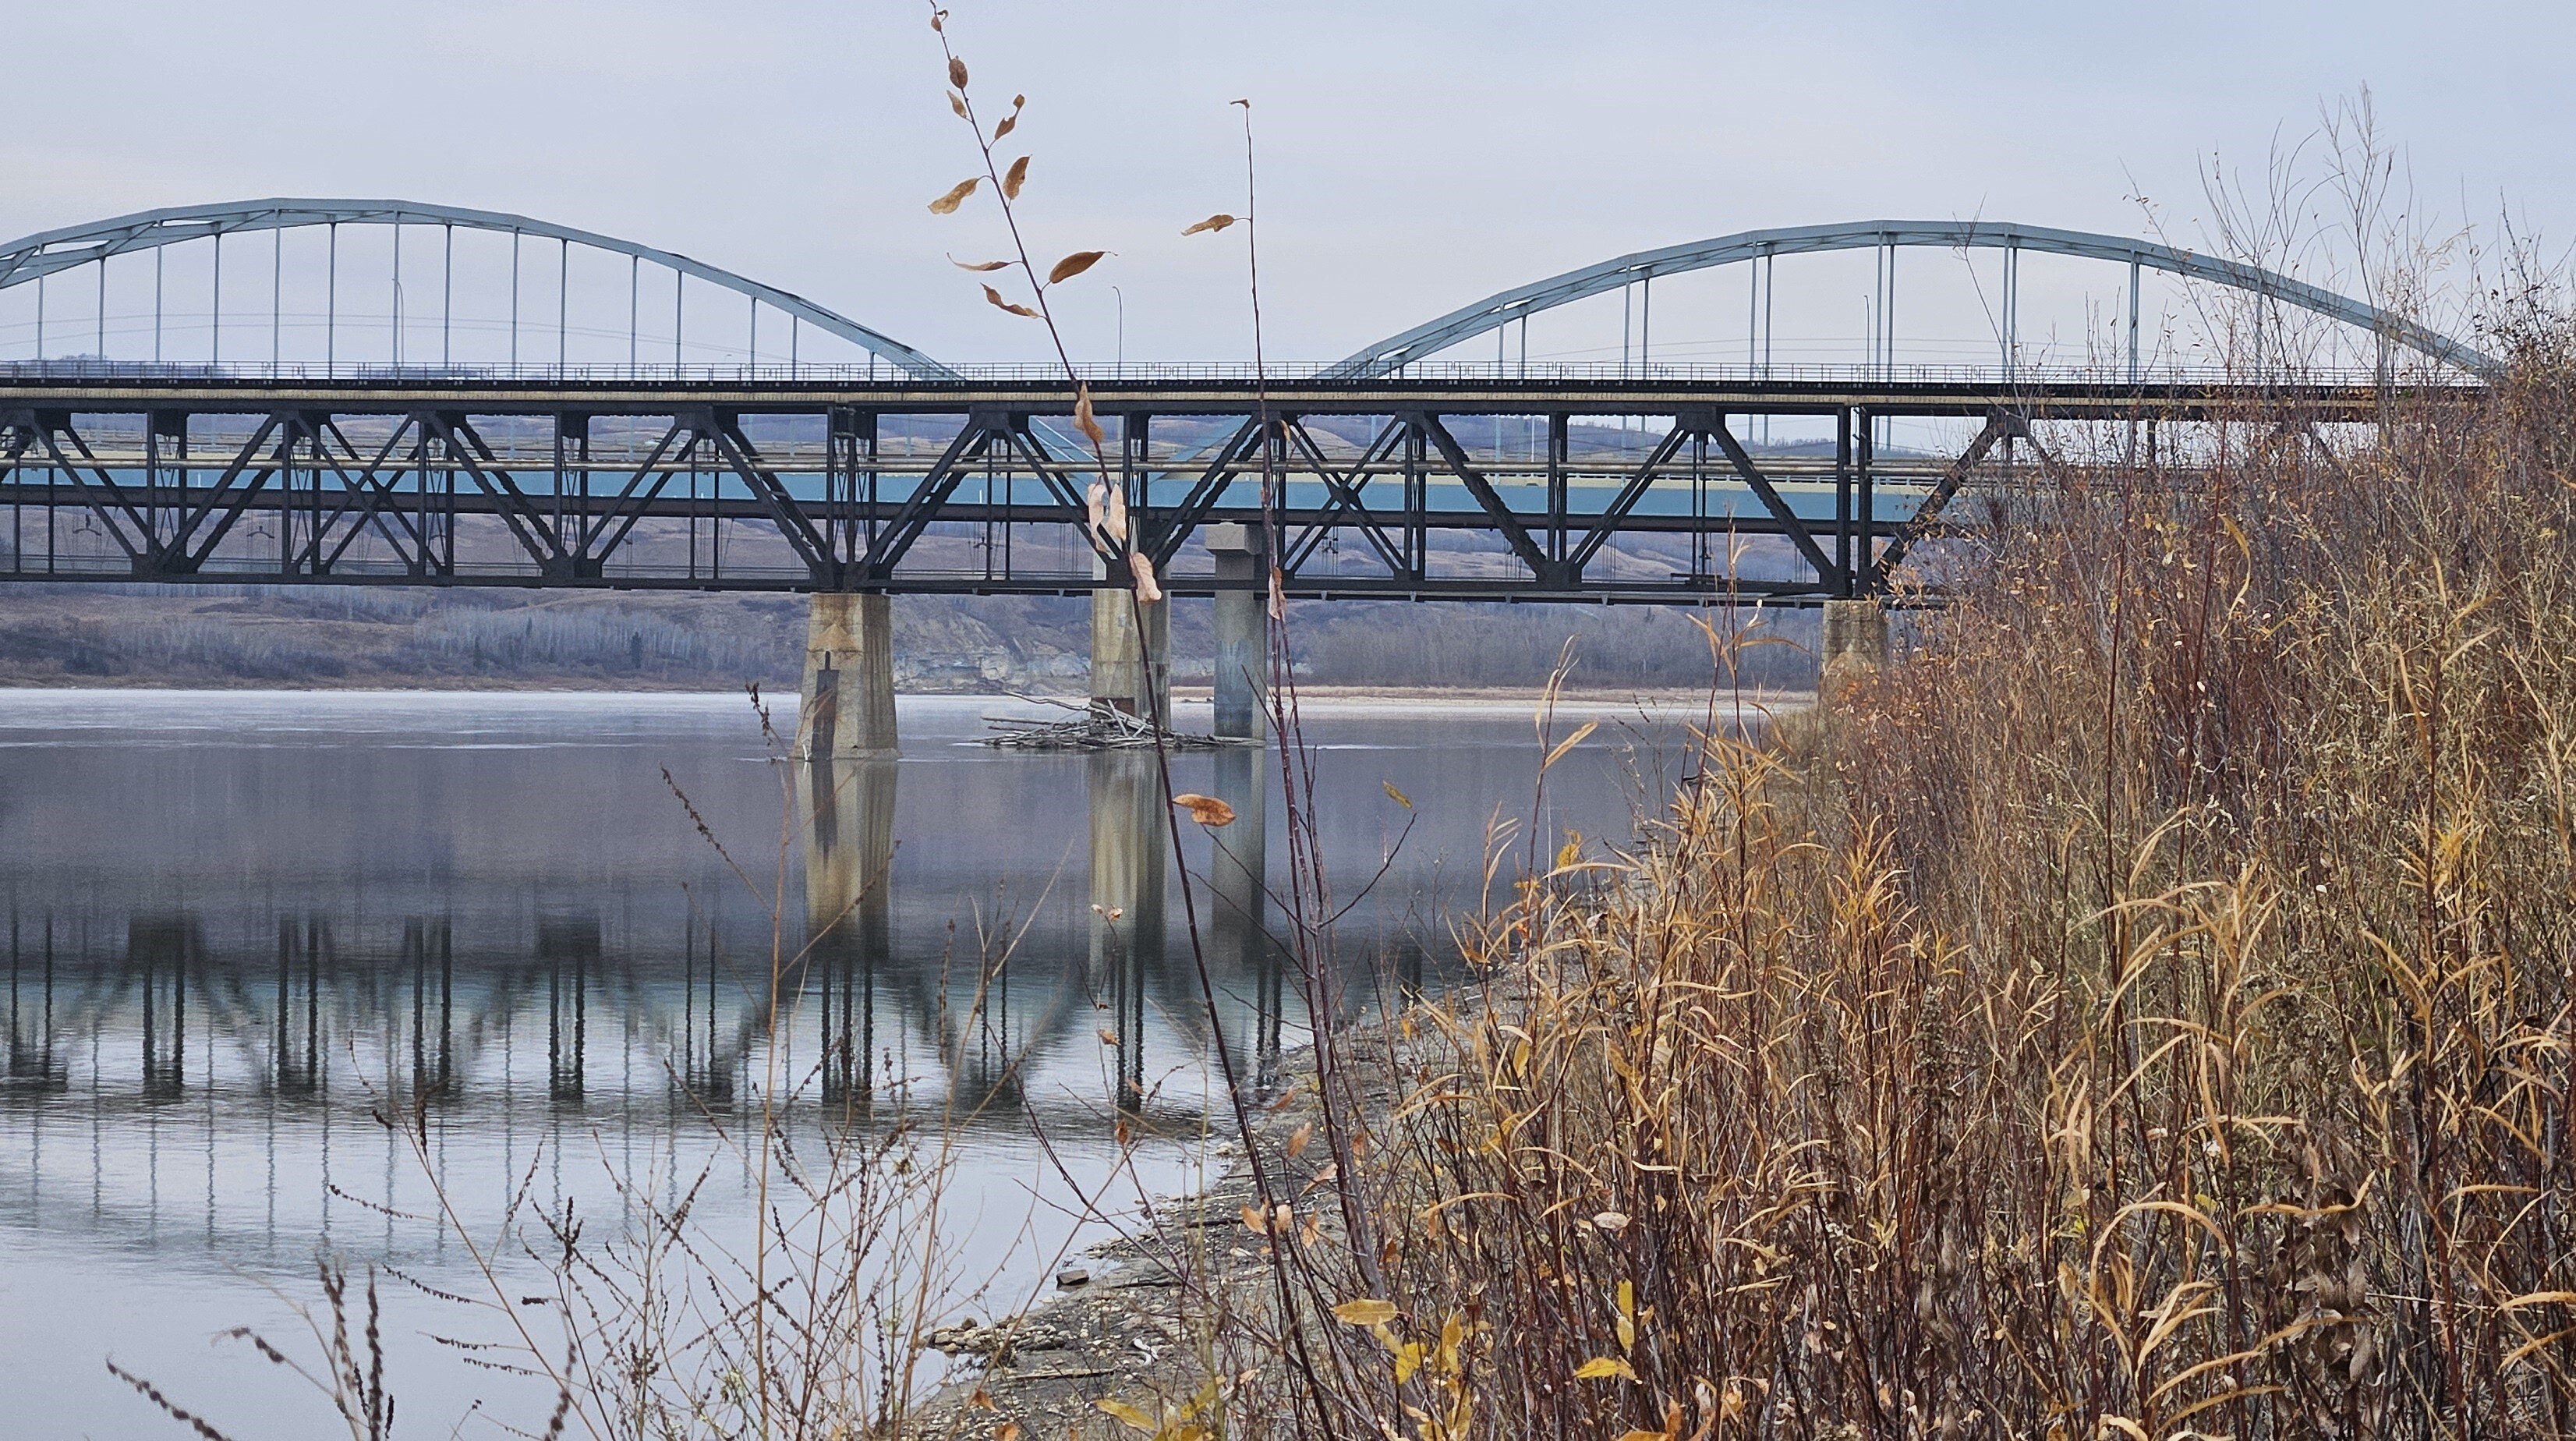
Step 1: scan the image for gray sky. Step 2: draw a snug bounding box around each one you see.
[2,2,2566,367]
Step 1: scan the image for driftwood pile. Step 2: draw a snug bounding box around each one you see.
[980,696,1254,752]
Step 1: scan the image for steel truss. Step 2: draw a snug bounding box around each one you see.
[0,375,2413,605]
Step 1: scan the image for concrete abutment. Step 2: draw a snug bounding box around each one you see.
[1820,597,1890,694]
[1089,586,1171,722]
[798,592,898,759]
[1206,522,1269,740]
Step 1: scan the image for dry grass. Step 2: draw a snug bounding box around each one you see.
[1281,331,2576,1439]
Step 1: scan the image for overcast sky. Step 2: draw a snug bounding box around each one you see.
[2,2,2567,366]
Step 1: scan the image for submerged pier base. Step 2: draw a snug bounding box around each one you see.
[798,593,897,759]
[1090,586,1171,723]
[1207,522,1268,740]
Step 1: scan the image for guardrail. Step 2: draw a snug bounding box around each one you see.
[0,359,2468,388]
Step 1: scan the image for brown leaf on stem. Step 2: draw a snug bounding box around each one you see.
[947,55,968,89]
[1128,550,1163,604]
[1182,214,1237,236]
[928,178,979,214]
[929,9,943,32]
[1002,154,1030,200]
[1097,1028,1119,1046]
[947,91,968,120]
[981,285,1039,319]
[1073,384,1105,451]
[1171,792,1237,827]
[948,256,1010,272]
[1048,250,1109,285]
[992,112,1016,140]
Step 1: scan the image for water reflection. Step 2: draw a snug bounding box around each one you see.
[0,691,1671,1434]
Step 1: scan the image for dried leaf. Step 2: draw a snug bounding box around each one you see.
[1241,1204,1270,1235]
[1332,1298,1399,1326]
[1049,250,1109,284]
[1073,384,1105,451]
[1128,550,1164,604]
[1085,482,1109,547]
[981,285,1039,319]
[1095,1399,1157,1435]
[1382,781,1412,809]
[996,1425,1023,1441]
[1593,1210,1630,1231]
[1003,154,1030,200]
[1182,214,1237,236]
[947,56,968,90]
[1102,487,1131,544]
[992,112,1017,140]
[948,91,968,120]
[929,9,943,31]
[969,1388,997,1411]
[928,177,979,214]
[1097,1028,1119,1046]
[1172,792,1237,827]
[1543,718,1600,770]
[1576,1356,1638,1381]
[1286,1122,1313,1159]
[948,255,1011,272]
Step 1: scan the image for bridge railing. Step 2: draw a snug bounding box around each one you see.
[0,359,2454,389]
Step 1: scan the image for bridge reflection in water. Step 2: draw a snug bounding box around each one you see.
[0,717,1326,1279]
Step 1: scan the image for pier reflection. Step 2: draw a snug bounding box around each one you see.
[0,692,1635,1316]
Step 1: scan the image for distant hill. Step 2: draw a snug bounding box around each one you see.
[0,580,1817,694]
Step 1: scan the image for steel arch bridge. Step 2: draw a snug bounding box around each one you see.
[0,200,2496,605]
[0,199,954,377]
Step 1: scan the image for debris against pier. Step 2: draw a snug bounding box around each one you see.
[979,697,1256,752]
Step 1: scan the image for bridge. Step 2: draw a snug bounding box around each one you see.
[0,200,2496,752]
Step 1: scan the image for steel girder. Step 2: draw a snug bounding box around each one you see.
[0,379,2432,604]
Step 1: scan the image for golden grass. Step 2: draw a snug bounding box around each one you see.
[1310,344,2576,1439]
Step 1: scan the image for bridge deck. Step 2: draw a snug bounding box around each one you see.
[0,374,2453,604]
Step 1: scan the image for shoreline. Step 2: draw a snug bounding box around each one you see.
[0,678,1811,710]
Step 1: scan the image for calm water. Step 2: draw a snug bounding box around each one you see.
[0,689,1690,1438]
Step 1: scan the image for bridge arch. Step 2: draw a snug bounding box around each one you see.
[0,198,957,378]
[1323,218,2500,381]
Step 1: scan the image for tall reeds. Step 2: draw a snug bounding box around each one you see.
[1300,324,2576,1436]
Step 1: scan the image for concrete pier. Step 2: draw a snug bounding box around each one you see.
[1820,597,1889,691]
[798,593,897,759]
[1206,522,1268,739]
[1090,586,1171,721]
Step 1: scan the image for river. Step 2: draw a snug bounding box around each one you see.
[0,688,1702,1437]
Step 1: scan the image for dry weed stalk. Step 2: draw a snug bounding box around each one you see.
[1315,281,2576,1436]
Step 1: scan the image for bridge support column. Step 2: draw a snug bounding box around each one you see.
[798,593,897,759]
[1208,522,1267,740]
[1820,597,1889,694]
[1091,585,1170,722]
